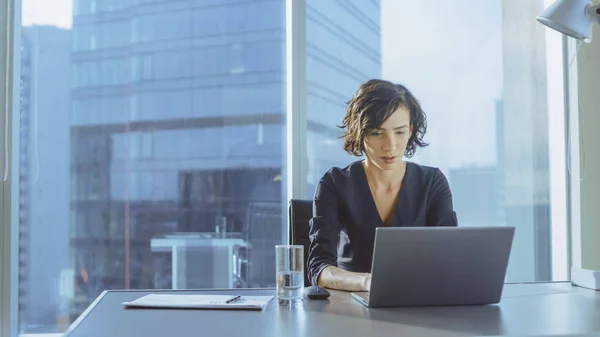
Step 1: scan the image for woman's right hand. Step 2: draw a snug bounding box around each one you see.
[317,266,372,292]
[364,273,372,291]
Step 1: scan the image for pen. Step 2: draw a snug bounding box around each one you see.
[226,295,242,304]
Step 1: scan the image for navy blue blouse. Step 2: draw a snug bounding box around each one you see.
[307,160,458,286]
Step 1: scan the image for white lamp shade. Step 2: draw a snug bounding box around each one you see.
[537,0,600,42]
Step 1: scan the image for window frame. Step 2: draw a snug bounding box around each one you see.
[565,36,581,272]
[1,0,19,336]
[285,0,307,240]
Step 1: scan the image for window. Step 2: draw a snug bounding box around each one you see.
[73,24,96,51]
[152,51,192,80]
[17,0,286,333]
[73,0,96,16]
[72,95,129,125]
[130,54,154,81]
[138,11,192,42]
[192,1,285,37]
[304,0,380,197]
[304,0,568,283]
[98,21,130,49]
[96,0,130,13]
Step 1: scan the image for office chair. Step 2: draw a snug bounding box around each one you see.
[238,201,283,288]
[288,199,313,286]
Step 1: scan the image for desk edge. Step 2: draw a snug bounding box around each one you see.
[91,287,277,293]
[62,291,108,336]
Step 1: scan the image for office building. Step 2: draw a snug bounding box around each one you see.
[501,0,551,281]
[19,26,71,333]
[19,30,31,333]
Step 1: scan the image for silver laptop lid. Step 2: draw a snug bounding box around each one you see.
[367,226,515,307]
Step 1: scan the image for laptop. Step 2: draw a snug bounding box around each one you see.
[351,226,515,307]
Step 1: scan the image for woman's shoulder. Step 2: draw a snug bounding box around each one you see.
[319,160,364,184]
[407,161,441,175]
[406,161,448,185]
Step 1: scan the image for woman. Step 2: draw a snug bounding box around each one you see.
[307,79,458,291]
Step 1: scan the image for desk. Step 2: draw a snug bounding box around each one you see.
[63,282,600,337]
[151,233,247,289]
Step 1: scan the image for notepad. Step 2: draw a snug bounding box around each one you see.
[122,294,273,311]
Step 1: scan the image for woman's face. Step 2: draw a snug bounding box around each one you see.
[363,106,412,171]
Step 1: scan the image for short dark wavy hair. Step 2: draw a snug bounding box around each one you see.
[340,79,428,158]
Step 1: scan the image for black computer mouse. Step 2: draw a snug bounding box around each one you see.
[304,286,330,300]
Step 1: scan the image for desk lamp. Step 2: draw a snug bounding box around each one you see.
[537,0,600,42]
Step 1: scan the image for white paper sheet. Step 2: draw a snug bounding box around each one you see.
[122,294,274,310]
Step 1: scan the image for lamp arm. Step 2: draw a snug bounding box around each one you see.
[587,4,600,24]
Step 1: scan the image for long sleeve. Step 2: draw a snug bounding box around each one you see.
[306,161,458,281]
[426,169,458,227]
[307,177,340,286]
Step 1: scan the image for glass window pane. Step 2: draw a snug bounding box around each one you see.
[19,0,286,333]
[305,0,568,283]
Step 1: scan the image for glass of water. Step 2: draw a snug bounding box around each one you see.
[275,245,304,306]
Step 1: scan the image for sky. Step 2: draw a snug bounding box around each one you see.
[22,0,72,28]
[381,0,503,170]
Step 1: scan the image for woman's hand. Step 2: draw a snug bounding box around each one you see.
[364,273,372,291]
[317,266,372,292]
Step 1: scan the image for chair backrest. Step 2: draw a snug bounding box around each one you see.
[244,201,282,288]
[288,199,313,286]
